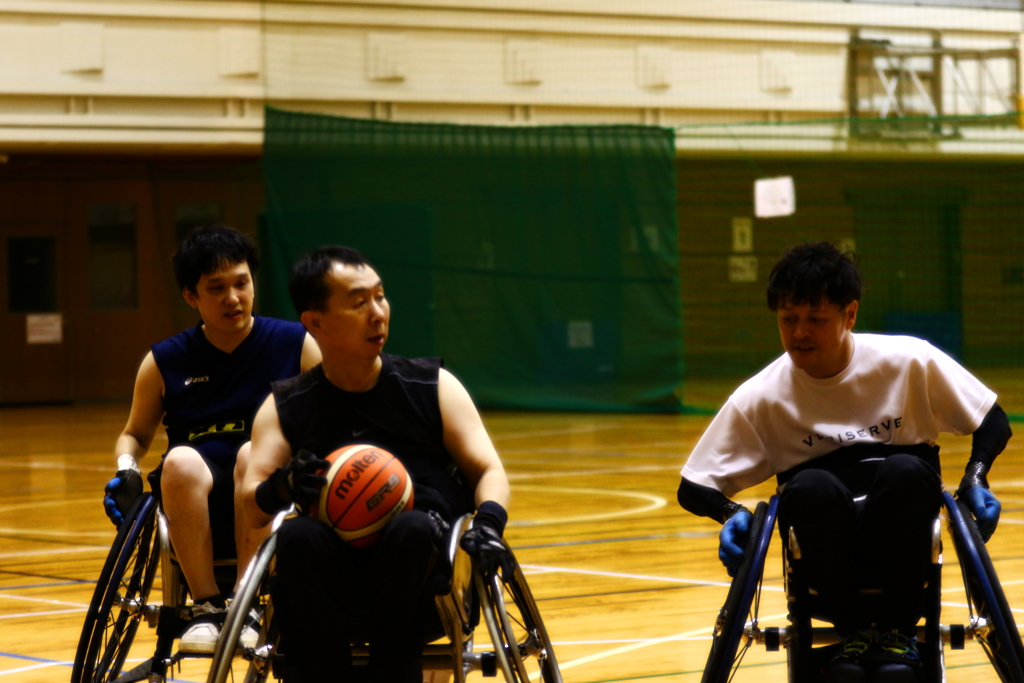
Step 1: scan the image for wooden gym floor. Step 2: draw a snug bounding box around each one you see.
[1,391,1023,682]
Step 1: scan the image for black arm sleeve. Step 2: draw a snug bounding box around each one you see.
[959,403,1012,491]
[970,403,1011,469]
[677,477,747,524]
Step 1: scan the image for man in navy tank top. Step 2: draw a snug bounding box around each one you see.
[101,226,321,654]
[242,246,512,683]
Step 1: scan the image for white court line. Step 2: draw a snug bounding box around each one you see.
[0,594,88,608]
[0,545,108,559]
[0,527,111,538]
[942,602,1024,618]
[0,661,71,676]
[508,465,682,480]
[0,498,94,514]
[508,486,665,526]
[0,607,87,620]
[543,612,789,679]
[0,461,109,472]
[943,577,1024,593]
[942,601,1024,615]
[519,564,784,591]
[491,425,624,442]
[552,637,711,645]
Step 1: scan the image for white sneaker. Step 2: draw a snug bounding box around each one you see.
[240,624,259,649]
[240,608,260,649]
[179,602,225,654]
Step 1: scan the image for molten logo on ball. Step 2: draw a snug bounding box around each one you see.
[316,444,414,548]
[332,451,383,501]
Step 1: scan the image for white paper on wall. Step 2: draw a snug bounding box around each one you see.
[755,176,795,218]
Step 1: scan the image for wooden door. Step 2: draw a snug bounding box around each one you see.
[0,222,71,403]
[65,181,174,400]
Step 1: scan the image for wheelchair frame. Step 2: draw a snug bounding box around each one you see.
[71,493,239,683]
[703,492,1024,683]
[206,512,562,683]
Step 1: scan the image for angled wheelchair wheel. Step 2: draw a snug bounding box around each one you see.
[945,491,1024,683]
[207,528,280,683]
[702,496,778,683]
[476,541,561,683]
[71,494,160,683]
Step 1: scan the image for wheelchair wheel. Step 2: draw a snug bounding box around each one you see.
[71,493,160,683]
[476,543,561,683]
[207,530,279,683]
[945,491,1024,683]
[702,496,778,683]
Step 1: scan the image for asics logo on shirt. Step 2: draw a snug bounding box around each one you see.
[184,376,210,386]
[802,416,903,447]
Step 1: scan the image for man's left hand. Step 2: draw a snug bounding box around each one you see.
[961,486,1000,543]
[460,501,513,577]
[460,524,514,577]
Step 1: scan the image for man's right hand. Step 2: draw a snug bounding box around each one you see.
[255,449,330,514]
[719,509,753,577]
[103,455,144,528]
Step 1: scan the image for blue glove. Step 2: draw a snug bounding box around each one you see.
[103,455,144,528]
[961,486,1000,543]
[719,509,753,577]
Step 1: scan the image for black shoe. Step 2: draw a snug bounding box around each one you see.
[826,630,875,683]
[869,629,922,668]
[872,662,920,683]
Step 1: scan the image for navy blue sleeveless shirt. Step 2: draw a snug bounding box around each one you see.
[271,354,472,524]
[153,316,307,448]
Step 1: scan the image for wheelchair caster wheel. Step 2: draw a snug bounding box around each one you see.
[481,651,497,677]
[950,623,965,650]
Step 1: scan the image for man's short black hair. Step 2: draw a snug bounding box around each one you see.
[173,225,259,293]
[766,242,861,311]
[289,246,372,314]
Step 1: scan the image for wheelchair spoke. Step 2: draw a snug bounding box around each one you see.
[475,553,561,683]
[207,530,280,683]
[702,498,776,683]
[73,495,160,683]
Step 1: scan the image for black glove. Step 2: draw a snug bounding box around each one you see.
[255,449,330,515]
[460,501,514,577]
[103,455,144,528]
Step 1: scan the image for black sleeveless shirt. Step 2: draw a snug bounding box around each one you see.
[153,316,307,447]
[271,354,471,524]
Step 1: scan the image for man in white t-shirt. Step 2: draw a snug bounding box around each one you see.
[678,242,1011,683]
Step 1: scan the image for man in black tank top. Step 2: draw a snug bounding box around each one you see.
[242,246,511,683]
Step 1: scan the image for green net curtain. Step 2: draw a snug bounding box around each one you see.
[260,107,683,411]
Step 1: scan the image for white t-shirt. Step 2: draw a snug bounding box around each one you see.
[681,333,996,498]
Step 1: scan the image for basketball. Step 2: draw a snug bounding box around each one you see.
[313,444,414,548]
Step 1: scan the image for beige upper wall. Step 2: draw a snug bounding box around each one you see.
[0,0,1019,155]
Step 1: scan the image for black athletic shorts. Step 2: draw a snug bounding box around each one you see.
[146,438,244,560]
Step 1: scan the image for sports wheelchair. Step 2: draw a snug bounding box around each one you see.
[71,492,240,683]
[206,511,562,683]
[703,492,1024,683]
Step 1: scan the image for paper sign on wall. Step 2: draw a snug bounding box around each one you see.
[728,256,758,283]
[27,313,63,344]
[732,217,753,252]
[755,176,795,218]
